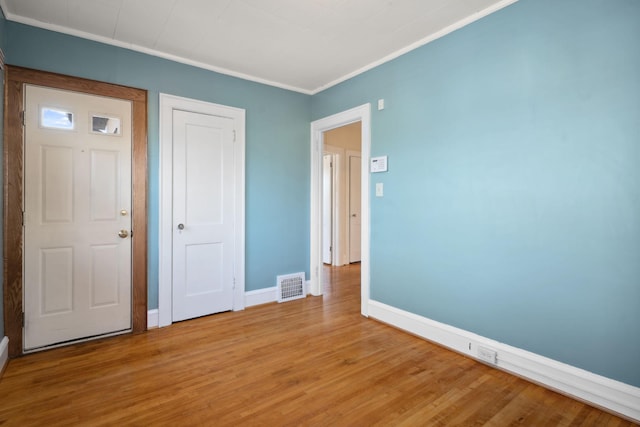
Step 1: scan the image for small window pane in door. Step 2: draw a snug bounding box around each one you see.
[41,107,74,130]
[91,114,121,135]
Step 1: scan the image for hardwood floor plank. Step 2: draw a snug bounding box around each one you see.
[0,264,636,426]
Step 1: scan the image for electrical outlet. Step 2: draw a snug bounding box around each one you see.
[477,346,497,364]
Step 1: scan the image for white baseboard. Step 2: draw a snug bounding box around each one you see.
[368,300,640,422]
[245,281,311,307]
[245,286,277,307]
[0,336,8,377]
[147,287,284,330]
[149,280,312,327]
[147,309,159,329]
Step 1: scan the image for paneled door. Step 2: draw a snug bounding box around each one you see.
[24,85,133,350]
[171,110,235,321]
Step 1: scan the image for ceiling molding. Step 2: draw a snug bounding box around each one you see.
[0,0,11,23]
[0,6,313,94]
[0,0,519,96]
[310,0,519,94]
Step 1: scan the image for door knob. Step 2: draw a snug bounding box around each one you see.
[177,223,185,230]
[118,229,129,238]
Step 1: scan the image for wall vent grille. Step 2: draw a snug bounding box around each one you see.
[277,272,306,303]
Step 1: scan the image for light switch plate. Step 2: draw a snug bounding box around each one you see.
[375,183,384,197]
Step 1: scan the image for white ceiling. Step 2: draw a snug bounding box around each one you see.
[0,0,516,94]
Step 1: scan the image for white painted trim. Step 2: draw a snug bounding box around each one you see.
[310,0,519,94]
[323,145,345,266]
[245,287,277,307]
[310,104,371,316]
[245,280,311,307]
[159,93,246,328]
[0,0,9,20]
[368,300,640,422]
[147,309,159,329]
[0,0,517,95]
[0,336,8,377]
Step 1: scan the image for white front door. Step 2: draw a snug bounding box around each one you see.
[322,154,333,264]
[171,110,235,322]
[24,85,132,350]
[349,155,362,263]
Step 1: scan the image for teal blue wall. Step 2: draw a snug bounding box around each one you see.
[313,0,640,387]
[2,0,638,390]
[4,22,312,309]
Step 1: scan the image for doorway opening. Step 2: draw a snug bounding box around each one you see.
[310,104,371,316]
[322,122,362,267]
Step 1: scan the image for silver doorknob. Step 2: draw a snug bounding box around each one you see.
[118,229,129,238]
[177,223,185,230]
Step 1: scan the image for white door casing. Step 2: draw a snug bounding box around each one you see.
[322,154,333,264]
[310,104,371,316]
[171,110,235,321]
[323,144,345,266]
[349,154,362,263]
[24,85,132,350]
[159,94,245,327]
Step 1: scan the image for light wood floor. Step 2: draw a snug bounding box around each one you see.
[0,264,635,426]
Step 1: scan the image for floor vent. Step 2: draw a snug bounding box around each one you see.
[277,272,306,303]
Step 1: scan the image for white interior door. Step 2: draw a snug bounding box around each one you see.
[172,110,235,322]
[322,154,333,264]
[24,85,132,350]
[349,155,362,263]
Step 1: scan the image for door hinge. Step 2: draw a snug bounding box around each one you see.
[233,130,236,142]
[233,277,236,289]
[22,312,25,327]
[21,210,24,227]
[20,111,25,126]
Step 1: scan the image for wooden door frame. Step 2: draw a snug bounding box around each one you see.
[3,66,148,357]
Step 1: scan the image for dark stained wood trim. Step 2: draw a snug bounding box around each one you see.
[3,76,24,357]
[3,66,148,357]
[131,92,148,336]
